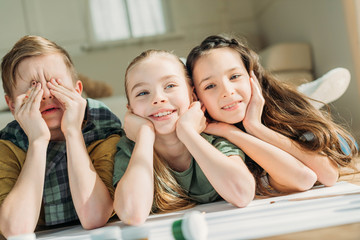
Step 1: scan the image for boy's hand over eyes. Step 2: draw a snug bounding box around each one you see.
[14,83,50,143]
[47,78,86,136]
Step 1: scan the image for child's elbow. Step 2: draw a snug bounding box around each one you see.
[231,194,253,208]
[76,202,113,230]
[114,202,148,226]
[317,157,340,187]
[320,170,339,187]
[116,209,148,226]
[0,222,35,239]
[296,170,318,192]
[231,177,256,208]
[122,213,147,226]
[79,212,109,230]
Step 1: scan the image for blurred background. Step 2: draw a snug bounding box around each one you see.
[0,0,359,141]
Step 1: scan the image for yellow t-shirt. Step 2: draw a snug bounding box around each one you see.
[0,134,120,230]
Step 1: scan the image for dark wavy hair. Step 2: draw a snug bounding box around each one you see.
[186,34,358,195]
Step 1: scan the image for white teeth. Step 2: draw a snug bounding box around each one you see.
[153,111,172,117]
[223,102,237,109]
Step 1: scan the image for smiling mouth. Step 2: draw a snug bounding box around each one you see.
[222,102,239,110]
[151,110,176,118]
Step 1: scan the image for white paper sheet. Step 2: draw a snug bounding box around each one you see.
[35,181,360,240]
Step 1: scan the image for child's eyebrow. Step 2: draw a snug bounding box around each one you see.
[130,82,147,93]
[198,76,212,86]
[198,67,243,86]
[226,67,242,74]
[160,74,180,81]
[130,75,181,93]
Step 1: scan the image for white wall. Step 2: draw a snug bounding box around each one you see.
[0,0,260,98]
[254,0,360,141]
[0,0,88,58]
[70,0,261,95]
[2,0,357,140]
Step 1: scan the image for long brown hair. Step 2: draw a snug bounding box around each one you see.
[125,49,195,212]
[186,34,358,195]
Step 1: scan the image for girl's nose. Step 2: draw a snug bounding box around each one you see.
[152,92,167,105]
[153,99,166,105]
[222,81,235,98]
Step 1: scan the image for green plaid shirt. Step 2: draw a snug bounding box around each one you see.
[0,98,123,226]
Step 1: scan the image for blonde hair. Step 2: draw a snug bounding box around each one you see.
[125,49,195,213]
[1,35,78,98]
[187,35,359,195]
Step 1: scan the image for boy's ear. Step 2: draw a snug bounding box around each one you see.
[5,95,15,114]
[75,80,83,94]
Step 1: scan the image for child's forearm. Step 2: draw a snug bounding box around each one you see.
[65,130,113,229]
[179,128,255,207]
[226,128,317,192]
[0,140,48,237]
[248,124,339,186]
[114,128,154,225]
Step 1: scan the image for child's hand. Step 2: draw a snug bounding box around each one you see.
[243,71,265,135]
[14,83,50,142]
[124,109,155,142]
[204,121,239,138]
[47,79,86,136]
[176,101,206,140]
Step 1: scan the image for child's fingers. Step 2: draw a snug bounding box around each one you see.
[47,80,78,106]
[18,85,36,111]
[53,78,76,94]
[24,88,32,98]
[250,71,260,84]
[22,86,36,104]
[31,88,44,110]
[23,83,42,112]
[49,87,79,105]
[15,88,32,110]
[249,77,262,98]
[189,101,201,109]
[250,71,263,93]
[48,79,78,99]
[14,94,27,111]
[48,89,69,106]
[27,83,41,101]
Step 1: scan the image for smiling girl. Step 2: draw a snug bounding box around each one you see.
[113,50,255,225]
[186,35,358,195]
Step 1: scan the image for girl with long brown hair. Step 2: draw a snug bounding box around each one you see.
[186,35,358,195]
[113,49,255,225]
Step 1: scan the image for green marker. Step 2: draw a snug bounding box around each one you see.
[172,211,208,240]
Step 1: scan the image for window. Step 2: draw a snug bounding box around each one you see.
[89,0,171,43]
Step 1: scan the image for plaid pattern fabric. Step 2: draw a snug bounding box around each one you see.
[0,98,122,225]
